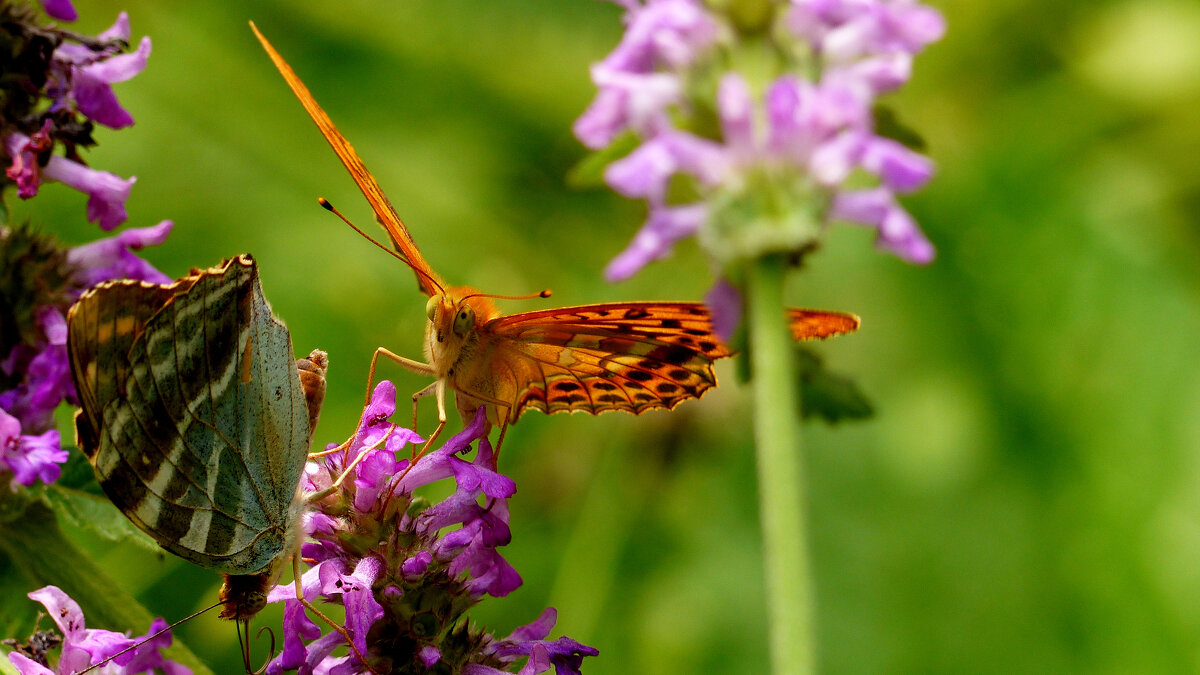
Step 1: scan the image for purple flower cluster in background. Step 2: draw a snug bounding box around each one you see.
[1,6,153,230]
[4,586,189,675]
[266,382,598,674]
[576,0,945,286]
[0,2,171,491]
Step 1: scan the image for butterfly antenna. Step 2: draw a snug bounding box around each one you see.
[459,289,553,303]
[75,601,225,675]
[319,197,446,295]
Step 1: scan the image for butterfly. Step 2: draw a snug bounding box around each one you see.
[66,255,341,665]
[251,24,860,449]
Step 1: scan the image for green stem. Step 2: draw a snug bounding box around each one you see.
[748,255,814,675]
[0,499,213,675]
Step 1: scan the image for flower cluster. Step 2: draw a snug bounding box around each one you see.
[577,0,945,287]
[0,222,172,490]
[1,2,152,230]
[4,585,189,675]
[266,382,598,674]
[0,3,171,491]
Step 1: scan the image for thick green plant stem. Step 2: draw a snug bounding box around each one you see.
[0,499,213,675]
[748,255,814,675]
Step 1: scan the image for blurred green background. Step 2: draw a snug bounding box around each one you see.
[9,0,1200,672]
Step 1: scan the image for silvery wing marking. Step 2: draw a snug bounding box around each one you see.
[68,255,310,576]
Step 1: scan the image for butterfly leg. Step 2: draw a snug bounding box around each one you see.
[418,379,448,456]
[411,381,438,434]
[366,347,435,405]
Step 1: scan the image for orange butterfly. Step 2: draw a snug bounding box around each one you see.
[251,24,859,449]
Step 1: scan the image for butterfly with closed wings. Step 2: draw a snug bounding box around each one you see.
[67,255,372,671]
[251,24,860,452]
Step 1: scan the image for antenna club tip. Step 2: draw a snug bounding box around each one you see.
[540,290,552,298]
[318,197,333,211]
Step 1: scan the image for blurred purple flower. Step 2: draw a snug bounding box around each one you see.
[704,278,742,342]
[579,0,945,317]
[265,382,595,674]
[38,0,77,21]
[4,586,188,675]
[575,0,718,149]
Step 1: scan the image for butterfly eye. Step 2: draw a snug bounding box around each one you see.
[426,296,439,322]
[453,305,475,335]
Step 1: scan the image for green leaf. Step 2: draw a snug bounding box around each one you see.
[794,346,874,424]
[42,486,160,553]
[565,132,640,188]
[52,449,102,493]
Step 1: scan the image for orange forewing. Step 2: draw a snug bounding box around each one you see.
[251,25,860,428]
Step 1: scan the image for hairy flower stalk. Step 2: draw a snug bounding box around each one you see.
[578,1,944,673]
[266,382,598,674]
[4,585,189,675]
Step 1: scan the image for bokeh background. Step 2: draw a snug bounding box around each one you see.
[8,0,1200,672]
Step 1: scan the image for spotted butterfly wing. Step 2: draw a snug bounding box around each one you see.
[460,302,860,422]
[68,255,319,618]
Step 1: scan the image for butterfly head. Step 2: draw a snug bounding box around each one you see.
[424,288,498,367]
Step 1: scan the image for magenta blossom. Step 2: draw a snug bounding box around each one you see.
[264,382,596,674]
[0,408,66,489]
[68,219,174,287]
[37,0,76,22]
[4,586,188,675]
[6,132,138,231]
[0,221,171,489]
[2,11,154,230]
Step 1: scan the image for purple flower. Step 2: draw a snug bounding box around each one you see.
[69,36,153,130]
[704,278,742,342]
[574,0,718,149]
[264,383,595,673]
[831,187,934,262]
[579,0,944,308]
[0,408,67,489]
[68,220,173,287]
[4,123,54,199]
[2,11,155,228]
[604,203,707,282]
[465,609,601,675]
[0,306,73,431]
[5,586,189,675]
[38,0,77,21]
[0,219,171,490]
[5,132,139,231]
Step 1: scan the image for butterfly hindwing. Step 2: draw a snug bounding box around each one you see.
[479,303,730,420]
[68,256,309,575]
[479,302,861,421]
